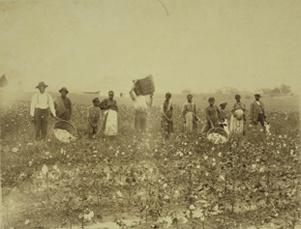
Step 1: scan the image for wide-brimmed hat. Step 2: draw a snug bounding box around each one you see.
[36,81,48,89]
[59,87,69,94]
[254,93,261,97]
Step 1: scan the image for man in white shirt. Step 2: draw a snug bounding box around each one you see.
[30,81,56,140]
[129,87,153,132]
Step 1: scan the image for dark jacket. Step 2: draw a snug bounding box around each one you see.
[54,96,72,121]
[250,100,265,122]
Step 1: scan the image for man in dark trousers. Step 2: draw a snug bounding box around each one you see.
[30,81,56,140]
[55,87,72,121]
[250,93,266,127]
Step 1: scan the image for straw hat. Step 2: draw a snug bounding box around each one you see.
[36,81,48,89]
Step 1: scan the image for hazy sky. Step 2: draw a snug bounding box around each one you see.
[0,0,300,93]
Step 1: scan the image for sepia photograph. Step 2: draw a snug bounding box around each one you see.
[0,0,300,228]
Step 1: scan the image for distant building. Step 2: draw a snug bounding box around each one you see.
[83,91,100,95]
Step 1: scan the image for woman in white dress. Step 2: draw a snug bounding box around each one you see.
[229,94,246,136]
[100,91,118,136]
[182,94,198,133]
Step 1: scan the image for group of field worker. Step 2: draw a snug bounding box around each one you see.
[30,81,153,140]
[161,92,267,139]
[30,81,267,141]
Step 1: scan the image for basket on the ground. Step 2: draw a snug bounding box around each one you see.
[134,75,155,96]
[207,127,229,144]
[52,120,77,143]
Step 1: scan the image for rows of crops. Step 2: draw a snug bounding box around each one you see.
[0,101,300,229]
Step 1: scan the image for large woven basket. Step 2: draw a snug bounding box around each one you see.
[134,75,155,96]
[52,120,78,143]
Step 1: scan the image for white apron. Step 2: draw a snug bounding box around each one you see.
[229,114,244,136]
[103,110,118,136]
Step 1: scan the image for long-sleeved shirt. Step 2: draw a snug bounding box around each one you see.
[30,92,56,117]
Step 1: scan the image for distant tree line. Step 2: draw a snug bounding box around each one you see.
[261,84,293,96]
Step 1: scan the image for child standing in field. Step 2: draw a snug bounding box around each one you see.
[161,92,173,139]
[87,98,101,139]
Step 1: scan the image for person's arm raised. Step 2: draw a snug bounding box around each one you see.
[149,94,153,107]
[129,89,136,101]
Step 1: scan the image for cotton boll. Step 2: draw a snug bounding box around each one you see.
[11,147,18,153]
[189,204,196,210]
[24,219,30,225]
[41,164,48,175]
[54,129,76,143]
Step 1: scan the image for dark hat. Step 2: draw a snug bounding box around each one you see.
[36,81,48,89]
[59,87,69,94]
[254,93,261,97]
[220,102,227,107]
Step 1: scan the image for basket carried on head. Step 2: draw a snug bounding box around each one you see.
[207,127,229,144]
[133,75,155,96]
[52,120,78,143]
